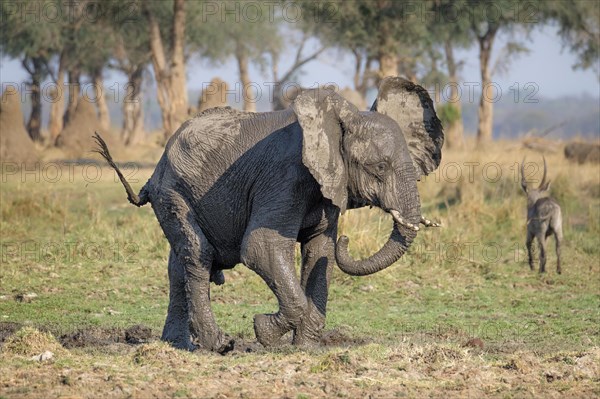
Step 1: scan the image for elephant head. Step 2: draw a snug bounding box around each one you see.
[292,77,444,276]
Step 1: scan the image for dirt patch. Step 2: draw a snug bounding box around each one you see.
[125,324,153,344]
[2,324,368,354]
[227,337,263,354]
[0,322,22,344]
[320,328,370,346]
[224,328,370,353]
[59,325,157,349]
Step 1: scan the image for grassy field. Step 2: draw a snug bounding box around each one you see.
[1,141,599,398]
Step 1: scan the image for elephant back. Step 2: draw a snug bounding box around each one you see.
[162,107,297,195]
[165,107,246,183]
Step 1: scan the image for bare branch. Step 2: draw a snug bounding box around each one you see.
[279,46,326,85]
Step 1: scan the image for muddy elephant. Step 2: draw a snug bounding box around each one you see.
[95,77,444,352]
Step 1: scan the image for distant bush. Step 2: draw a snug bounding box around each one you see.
[437,103,461,129]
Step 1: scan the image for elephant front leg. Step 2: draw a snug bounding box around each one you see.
[294,225,337,346]
[242,228,307,347]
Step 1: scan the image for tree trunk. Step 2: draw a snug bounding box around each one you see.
[397,57,417,82]
[24,57,43,142]
[63,67,81,127]
[48,50,66,139]
[92,68,110,132]
[270,50,279,82]
[444,40,464,150]
[476,30,497,147]
[122,66,144,146]
[170,0,188,123]
[379,52,398,79]
[147,9,173,137]
[236,44,255,112]
[352,49,363,93]
[145,0,188,141]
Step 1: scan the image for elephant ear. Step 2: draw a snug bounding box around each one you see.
[293,89,354,213]
[371,77,444,179]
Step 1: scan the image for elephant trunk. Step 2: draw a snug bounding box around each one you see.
[335,163,420,276]
[335,220,418,276]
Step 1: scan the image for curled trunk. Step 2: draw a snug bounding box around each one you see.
[336,164,421,276]
[335,222,417,276]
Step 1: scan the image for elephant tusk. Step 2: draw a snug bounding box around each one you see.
[420,216,441,228]
[390,210,420,231]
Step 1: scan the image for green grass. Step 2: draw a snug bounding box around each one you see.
[1,145,599,397]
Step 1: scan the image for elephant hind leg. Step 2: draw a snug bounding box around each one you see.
[161,249,194,350]
[155,192,230,352]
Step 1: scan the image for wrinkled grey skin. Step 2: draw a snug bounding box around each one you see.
[96,77,444,352]
[521,158,563,274]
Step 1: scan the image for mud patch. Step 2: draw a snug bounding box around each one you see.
[228,338,263,354]
[320,328,370,347]
[59,325,157,349]
[125,325,153,344]
[0,322,22,345]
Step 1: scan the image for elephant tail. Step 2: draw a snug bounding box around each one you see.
[93,132,149,207]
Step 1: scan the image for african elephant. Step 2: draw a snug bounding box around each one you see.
[95,77,444,352]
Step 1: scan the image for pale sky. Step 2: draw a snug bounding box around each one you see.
[1,25,598,100]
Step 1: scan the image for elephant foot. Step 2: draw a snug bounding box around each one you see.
[161,335,196,352]
[214,337,235,354]
[292,306,324,347]
[162,316,195,351]
[254,314,290,347]
[191,328,234,354]
[186,315,233,353]
[292,327,321,347]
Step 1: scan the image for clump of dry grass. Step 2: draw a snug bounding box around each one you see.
[131,342,189,366]
[310,350,354,373]
[2,327,66,357]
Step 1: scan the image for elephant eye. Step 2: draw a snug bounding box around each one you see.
[375,162,388,174]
